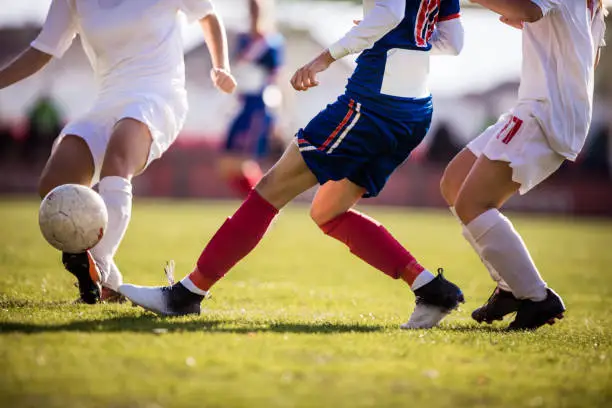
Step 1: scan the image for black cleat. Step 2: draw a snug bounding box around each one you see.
[508,288,566,331]
[402,269,465,329]
[63,251,102,304]
[472,287,520,324]
[119,282,204,316]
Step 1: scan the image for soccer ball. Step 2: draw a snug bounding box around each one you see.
[39,184,108,253]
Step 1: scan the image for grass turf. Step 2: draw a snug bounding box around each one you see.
[0,199,611,408]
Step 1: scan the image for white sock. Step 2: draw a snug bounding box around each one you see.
[411,269,436,291]
[450,207,512,292]
[90,176,132,291]
[180,276,209,296]
[466,209,547,301]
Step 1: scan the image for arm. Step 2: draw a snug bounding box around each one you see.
[0,48,52,90]
[328,0,406,60]
[291,0,405,91]
[180,0,236,93]
[470,0,544,23]
[1,0,77,90]
[430,19,465,56]
[199,12,236,94]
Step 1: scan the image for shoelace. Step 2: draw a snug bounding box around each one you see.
[164,260,175,286]
[162,260,211,299]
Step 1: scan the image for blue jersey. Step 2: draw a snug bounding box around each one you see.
[345,0,460,117]
[234,32,284,97]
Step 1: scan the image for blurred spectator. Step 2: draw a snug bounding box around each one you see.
[23,94,63,159]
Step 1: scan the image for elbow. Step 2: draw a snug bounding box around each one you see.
[522,3,544,22]
[384,2,405,29]
[454,35,465,56]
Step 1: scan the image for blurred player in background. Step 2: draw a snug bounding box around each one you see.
[440,0,607,330]
[219,0,284,197]
[122,0,466,329]
[0,0,236,304]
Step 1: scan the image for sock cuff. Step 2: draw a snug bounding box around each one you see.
[411,269,435,291]
[466,208,503,241]
[320,212,350,235]
[250,189,279,215]
[99,176,132,195]
[320,210,380,235]
[180,276,209,296]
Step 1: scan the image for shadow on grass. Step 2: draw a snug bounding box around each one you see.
[442,325,508,333]
[0,314,384,335]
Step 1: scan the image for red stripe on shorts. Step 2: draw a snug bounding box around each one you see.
[318,99,355,152]
[502,117,523,144]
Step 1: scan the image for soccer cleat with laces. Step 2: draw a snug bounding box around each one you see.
[401,269,465,329]
[472,287,520,324]
[63,251,102,304]
[119,282,204,316]
[508,288,565,331]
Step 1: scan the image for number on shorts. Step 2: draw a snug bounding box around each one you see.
[497,116,524,145]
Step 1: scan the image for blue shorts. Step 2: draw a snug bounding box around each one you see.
[225,95,273,158]
[297,94,432,197]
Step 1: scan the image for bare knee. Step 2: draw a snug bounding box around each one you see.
[440,149,478,207]
[454,193,495,225]
[38,175,56,199]
[100,119,152,179]
[101,151,134,179]
[440,166,460,206]
[310,203,335,227]
[38,135,94,198]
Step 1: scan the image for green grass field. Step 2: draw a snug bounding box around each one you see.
[1,199,611,408]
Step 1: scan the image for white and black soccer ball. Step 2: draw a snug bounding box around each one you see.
[39,184,108,254]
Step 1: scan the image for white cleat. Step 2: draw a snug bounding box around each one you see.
[119,284,173,315]
[119,282,203,316]
[400,303,451,330]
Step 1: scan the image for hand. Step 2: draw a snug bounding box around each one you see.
[210,67,237,94]
[500,16,524,29]
[290,50,335,91]
[353,20,362,25]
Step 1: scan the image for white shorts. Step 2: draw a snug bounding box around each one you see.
[55,92,187,183]
[467,107,565,195]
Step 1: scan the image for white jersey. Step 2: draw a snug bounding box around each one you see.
[519,0,607,160]
[31,0,214,103]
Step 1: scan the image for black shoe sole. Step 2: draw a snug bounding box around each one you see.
[64,253,101,305]
[507,312,565,331]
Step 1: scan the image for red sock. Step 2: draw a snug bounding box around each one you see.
[229,174,255,197]
[228,163,263,197]
[188,190,278,291]
[320,210,425,284]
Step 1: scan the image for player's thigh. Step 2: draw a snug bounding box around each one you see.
[38,135,95,198]
[100,118,153,180]
[310,179,366,226]
[454,155,520,225]
[440,148,478,206]
[255,142,318,209]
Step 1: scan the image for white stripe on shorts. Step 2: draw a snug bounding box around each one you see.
[327,103,361,154]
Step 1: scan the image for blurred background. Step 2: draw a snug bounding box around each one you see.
[1,0,611,215]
